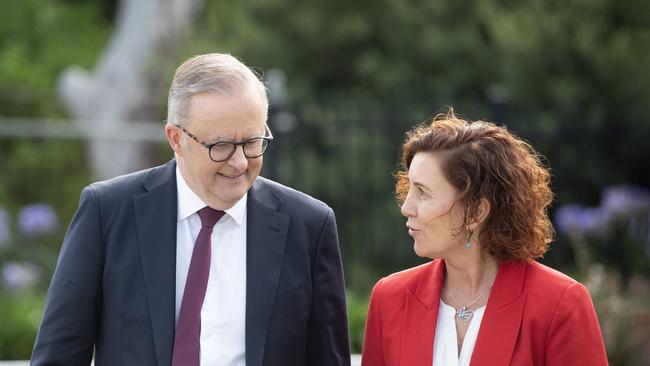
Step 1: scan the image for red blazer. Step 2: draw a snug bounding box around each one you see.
[361,259,608,366]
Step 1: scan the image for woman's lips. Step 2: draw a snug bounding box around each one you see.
[406,224,420,236]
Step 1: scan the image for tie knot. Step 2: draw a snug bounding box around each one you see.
[197,207,225,229]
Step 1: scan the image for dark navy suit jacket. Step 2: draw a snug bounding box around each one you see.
[32,160,350,366]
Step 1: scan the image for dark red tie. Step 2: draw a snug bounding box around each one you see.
[172,207,224,366]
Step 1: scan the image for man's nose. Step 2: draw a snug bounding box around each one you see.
[227,145,248,169]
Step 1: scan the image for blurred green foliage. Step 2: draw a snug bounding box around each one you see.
[197,0,650,120]
[0,0,108,211]
[0,291,44,359]
[346,289,370,355]
[0,0,109,358]
[0,0,110,117]
[1,0,649,363]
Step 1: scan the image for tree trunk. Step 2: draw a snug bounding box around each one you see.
[59,0,204,180]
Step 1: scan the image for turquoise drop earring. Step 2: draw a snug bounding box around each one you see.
[465,228,473,248]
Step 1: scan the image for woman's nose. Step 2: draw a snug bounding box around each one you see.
[401,194,416,217]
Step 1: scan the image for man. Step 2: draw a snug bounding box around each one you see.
[32,53,350,366]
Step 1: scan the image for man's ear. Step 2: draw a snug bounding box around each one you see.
[165,124,184,157]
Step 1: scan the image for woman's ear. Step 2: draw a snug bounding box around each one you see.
[469,198,491,231]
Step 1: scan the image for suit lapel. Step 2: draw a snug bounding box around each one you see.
[245,179,290,366]
[400,260,445,366]
[470,261,528,366]
[134,160,178,366]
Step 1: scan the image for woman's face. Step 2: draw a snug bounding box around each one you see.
[400,152,467,259]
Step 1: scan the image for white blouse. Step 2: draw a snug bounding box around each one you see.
[433,300,486,366]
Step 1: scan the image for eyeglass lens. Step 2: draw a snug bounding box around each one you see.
[209,138,269,161]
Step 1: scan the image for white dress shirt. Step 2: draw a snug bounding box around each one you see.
[432,300,486,366]
[175,168,247,366]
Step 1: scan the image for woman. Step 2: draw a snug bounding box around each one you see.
[361,110,608,366]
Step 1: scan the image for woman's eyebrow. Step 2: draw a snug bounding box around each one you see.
[412,181,431,192]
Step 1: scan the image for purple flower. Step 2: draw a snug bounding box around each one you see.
[554,204,606,235]
[0,205,9,247]
[2,261,41,290]
[18,203,58,236]
[600,186,650,246]
[601,185,650,217]
[646,215,650,256]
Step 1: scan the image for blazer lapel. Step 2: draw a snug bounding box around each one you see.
[245,179,290,366]
[471,261,528,366]
[400,260,445,366]
[133,160,178,366]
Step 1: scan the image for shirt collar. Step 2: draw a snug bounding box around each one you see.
[176,167,247,226]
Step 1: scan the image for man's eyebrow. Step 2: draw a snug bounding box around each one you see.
[205,133,266,145]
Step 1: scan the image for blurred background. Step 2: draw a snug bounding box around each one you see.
[1,0,649,363]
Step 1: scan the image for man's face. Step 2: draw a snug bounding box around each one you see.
[166,88,268,210]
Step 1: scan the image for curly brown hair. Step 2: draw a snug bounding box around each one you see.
[395,109,555,261]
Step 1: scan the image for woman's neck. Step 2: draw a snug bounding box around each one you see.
[443,254,499,300]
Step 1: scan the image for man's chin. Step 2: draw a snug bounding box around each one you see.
[210,185,249,206]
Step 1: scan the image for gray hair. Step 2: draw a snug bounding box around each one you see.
[166,53,268,127]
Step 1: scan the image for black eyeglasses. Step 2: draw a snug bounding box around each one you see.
[174,124,273,162]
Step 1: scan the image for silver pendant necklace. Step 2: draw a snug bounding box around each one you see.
[448,287,491,322]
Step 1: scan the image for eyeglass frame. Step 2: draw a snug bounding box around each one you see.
[174,123,274,162]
